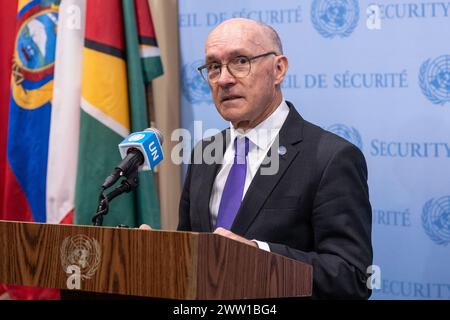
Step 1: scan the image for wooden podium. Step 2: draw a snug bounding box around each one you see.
[0,220,312,299]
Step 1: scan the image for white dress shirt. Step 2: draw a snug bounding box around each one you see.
[209,100,290,251]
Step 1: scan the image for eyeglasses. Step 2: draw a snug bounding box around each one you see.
[197,51,278,83]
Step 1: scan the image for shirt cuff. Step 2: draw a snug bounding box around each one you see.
[252,240,271,252]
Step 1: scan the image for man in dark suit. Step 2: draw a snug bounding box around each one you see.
[179,18,372,299]
[150,18,372,299]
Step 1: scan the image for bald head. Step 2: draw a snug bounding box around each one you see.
[203,18,289,130]
[207,18,283,55]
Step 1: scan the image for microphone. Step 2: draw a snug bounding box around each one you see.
[102,128,164,190]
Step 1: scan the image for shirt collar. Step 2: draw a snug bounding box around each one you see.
[229,99,290,151]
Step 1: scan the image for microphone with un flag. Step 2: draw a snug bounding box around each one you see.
[102,128,164,190]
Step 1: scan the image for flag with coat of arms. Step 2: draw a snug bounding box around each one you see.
[0,0,163,300]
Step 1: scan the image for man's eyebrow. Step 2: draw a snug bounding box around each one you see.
[205,50,249,63]
[204,55,218,63]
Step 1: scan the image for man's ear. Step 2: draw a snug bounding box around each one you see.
[274,55,288,85]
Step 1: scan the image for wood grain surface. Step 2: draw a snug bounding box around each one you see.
[0,220,312,299]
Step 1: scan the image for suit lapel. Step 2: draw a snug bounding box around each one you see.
[231,103,304,235]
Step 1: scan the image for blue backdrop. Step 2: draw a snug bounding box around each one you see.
[178,0,450,299]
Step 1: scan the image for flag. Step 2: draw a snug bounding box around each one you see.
[122,0,163,228]
[0,0,18,220]
[46,0,86,225]
[74,0,163,227]
[133,0,163,84]
[0,0,18,301]
[1,0,62,300]
[0,0,163,298]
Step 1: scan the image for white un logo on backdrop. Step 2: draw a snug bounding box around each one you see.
[422,196,450,246]
[181,60,212,105]
[419,55,450,106]
[311,0,359,38]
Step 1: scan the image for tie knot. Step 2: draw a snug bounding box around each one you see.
[234,137,249,163]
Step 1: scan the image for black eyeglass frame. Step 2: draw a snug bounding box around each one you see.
[197,51,278,82]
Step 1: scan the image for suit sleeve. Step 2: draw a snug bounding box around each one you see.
[268,144,373,299]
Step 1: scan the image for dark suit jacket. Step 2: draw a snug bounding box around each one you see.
[178,101,373,299]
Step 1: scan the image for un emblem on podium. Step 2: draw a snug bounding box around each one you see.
[181,60,212,105]
[311,0,359,38]
[422,196,450,246]
[327,124,363,151]
[60,234,101,289]
[419,55,450,105]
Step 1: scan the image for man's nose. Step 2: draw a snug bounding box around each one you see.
[216,65,236,86]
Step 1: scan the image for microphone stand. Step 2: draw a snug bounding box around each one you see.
[92,168,139,226]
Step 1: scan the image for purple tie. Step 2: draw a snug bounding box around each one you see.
[216,137,250,230]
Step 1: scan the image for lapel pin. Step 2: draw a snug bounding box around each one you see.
[278,145,287,156]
